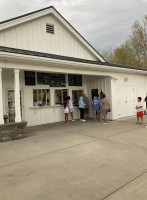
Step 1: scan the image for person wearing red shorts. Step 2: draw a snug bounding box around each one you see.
[136,97,143,124]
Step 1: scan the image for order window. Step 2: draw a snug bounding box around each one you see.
[55,89,68,105]
[72,90,84,106]
[33,89,50,106]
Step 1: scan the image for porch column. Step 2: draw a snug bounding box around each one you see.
[0,68,4,124]
[14,69,21,122]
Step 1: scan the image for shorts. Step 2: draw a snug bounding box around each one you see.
[137,111,143,118]
[93,108,100,115]
[64,107,69,114]
[69,108,74,113]
[84,108,89,114]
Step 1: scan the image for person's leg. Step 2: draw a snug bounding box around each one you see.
[65,113,66,122]
[103,110,107,123]
[79,108,82,119]
[81,108,84,119]
[98,112,101,121]
[94,114,97,121]
[84,110,88,120]
[65,113,68,122]
[105,111,108,123]
[96,109,99,120]
[67,113,69,123]
[93,109,96,121]
[140,112,143,124]
[71,112,74,120]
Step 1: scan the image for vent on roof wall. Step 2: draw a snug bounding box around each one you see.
[46,24,54,34]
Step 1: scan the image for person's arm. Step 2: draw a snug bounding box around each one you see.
[136,103,143,109]
[82,100,86,106]
[101,99,103,106]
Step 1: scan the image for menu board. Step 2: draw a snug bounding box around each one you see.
[25,71,36,85]
[49,73,66,87]
[68,74,82,86]
[37,72,66,87]
[37,73,50,85]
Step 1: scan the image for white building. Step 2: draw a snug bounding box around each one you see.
[0,6,147,126]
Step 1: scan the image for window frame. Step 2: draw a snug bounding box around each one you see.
[33,88,50,107]
[72,89,84,107]
[54,89,68,105]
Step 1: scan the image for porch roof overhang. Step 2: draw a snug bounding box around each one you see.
[0,46,147,76]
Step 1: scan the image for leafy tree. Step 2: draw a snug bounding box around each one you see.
[102,15,147,69]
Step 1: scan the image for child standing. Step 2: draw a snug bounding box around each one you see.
[63,97,69,123]
[92,95,101,122]
[136,97,143,124]
[67,96,75,121]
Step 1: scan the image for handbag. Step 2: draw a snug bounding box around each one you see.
[108,103,111,112]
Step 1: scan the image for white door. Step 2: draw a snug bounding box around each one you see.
[126,86,136,117]
[117,86,136,118]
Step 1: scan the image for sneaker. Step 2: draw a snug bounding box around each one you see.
[136,121,140,124]
[81,119,86,122]
[103,122,108,124]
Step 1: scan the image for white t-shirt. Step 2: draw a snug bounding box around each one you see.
[136,102,143,112]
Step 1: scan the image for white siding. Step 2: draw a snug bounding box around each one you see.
[0,14,98,61]
[2,69,147,126]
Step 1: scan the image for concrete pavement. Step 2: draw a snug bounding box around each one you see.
[0,117,147,200]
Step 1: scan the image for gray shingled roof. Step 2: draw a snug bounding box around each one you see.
[0,46,146,72]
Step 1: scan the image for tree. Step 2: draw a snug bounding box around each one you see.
[102,15,147,69]
[130,15,147,68]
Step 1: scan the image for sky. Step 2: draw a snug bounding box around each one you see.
[0,0,146,52]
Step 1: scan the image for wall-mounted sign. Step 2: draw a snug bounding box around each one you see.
[37,73,50,85]
[25,71,36,86]
[37,72,66,87]
[68,74,82,86]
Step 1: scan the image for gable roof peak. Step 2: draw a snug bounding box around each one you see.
[0,6,55,25]
[0,6,106,62]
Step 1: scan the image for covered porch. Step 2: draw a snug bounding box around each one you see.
[0,67,113,126]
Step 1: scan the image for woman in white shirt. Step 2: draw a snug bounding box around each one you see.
[136,97,143,124]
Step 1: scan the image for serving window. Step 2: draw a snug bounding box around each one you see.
[33,89,50,106]
[55,89,68,105]
[72,90,84,106]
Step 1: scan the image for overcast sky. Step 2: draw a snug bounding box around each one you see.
[0,0,146,52]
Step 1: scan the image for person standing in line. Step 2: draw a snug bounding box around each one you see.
[136,97,143,124]
[79,96,86,122]
[144,93,147,110]
[101,94,110,124]
[67,96,75,122]
[83,94,89,120]
[92,95,101,122]
[63,96,69,123]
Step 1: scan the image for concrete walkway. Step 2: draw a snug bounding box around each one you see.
[0,117,147,200]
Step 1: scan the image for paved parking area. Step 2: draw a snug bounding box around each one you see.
[0,117,147,200]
